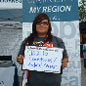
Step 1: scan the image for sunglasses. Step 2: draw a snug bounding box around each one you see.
[37,22,49,26]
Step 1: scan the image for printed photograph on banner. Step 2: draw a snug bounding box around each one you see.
[0,9,23,83]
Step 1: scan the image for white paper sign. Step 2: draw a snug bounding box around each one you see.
[23,46,63,73]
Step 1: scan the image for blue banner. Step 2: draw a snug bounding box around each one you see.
[23,0,79,22]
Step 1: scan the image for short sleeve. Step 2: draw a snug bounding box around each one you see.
[83,44,86,50]
[17,39,27,56]
[54,36,68,59]
[59,40,68,59]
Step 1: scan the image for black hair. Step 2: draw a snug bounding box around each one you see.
[26,13,52,45]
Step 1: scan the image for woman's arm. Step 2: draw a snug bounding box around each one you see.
[17,55,24,64]
[62,56,68,69]
[17,39,27,64]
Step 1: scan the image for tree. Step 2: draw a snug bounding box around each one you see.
[79,0,86,21]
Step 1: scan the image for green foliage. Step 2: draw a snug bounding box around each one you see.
[79,0,86,22]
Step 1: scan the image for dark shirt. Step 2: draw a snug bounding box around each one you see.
[18,35,68,86]
[18,36,68,58]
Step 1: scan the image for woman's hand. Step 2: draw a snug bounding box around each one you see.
[17,55,24,64]
[62,57,68,69]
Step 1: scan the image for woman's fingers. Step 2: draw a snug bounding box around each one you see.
[62,57,68,69]
[17,55,24,64]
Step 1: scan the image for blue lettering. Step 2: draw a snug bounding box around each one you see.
[30,51,40,56]
[50,65,55,69]
[31,51,35,56]
[53,57,57,62]
[37,58,39,61]
[32,58,36,61]
[36,51,39,56]
[38,64,41,67]
[28,62,34,67]
[48,59,52,63]
[44,63,56,69]
[28,62,41,68]
[44,63,50,68]
[33,62,37,67]
[43,51,48,56]
[40,57,43,61]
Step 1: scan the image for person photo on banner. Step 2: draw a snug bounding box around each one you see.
[17,13,68,86]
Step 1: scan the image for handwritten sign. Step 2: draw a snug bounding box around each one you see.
[23,46,64,73]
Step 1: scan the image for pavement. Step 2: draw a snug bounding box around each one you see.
[81,58,86,86]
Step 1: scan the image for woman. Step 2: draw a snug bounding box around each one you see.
[17,13,68,86]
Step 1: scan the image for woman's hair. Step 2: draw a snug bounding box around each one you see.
[26,13,52,45]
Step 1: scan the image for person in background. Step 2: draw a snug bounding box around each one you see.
[17,13,68,86]
[82,42,86,68]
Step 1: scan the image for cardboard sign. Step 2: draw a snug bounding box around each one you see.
[23,46,63,73]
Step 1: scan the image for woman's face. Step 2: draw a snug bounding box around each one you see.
[36,19,49,37]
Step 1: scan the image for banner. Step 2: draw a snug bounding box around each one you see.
[23,0,81,86]
[23,0,78,22]
[0,0,22,9]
